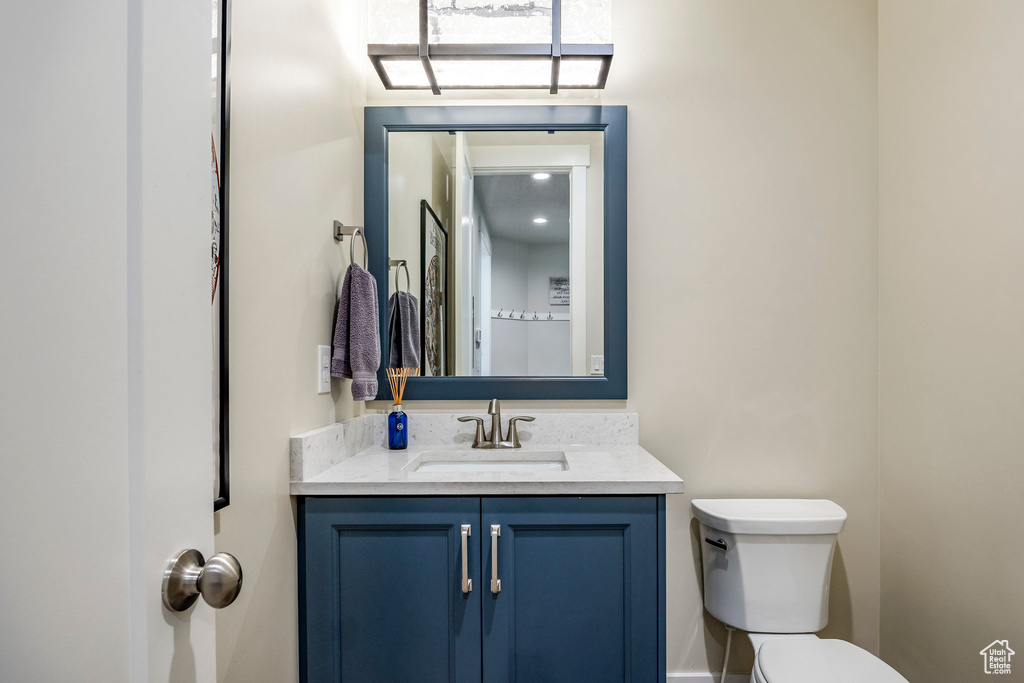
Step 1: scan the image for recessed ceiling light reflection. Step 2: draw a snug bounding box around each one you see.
[532,217,548,224]
[532,172,551,180]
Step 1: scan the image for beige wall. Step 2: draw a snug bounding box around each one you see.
[367,0,880,676]
[431,133,454,231]
[619,0,879,672]
[388,133,434,300]
[220,0,879,679]
[214,0,366,680]
[879,1,1024,680]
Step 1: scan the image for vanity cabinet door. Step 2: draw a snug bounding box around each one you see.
[480,496,660,683]
[299,497,481,683]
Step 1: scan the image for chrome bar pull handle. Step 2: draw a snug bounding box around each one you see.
[461,524,473,593]
[490,524,502,593]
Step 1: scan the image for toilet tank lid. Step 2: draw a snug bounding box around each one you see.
[691,499,847,535]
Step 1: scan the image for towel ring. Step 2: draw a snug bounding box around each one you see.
[333,221,368,269]
[390,259,411,294]
[349,228,368,269]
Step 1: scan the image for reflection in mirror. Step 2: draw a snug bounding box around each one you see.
[420,200,449,375]
[388,130,604,377]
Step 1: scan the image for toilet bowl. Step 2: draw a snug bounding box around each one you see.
[749,634,906,683]
[692,499,908,683]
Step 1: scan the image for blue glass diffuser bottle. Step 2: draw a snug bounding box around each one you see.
[388,404,407,450]
[387,367,415,450]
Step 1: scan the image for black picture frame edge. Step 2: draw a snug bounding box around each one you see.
[215,0,232,512]
[364,105,627,401]
[419,199,450,377]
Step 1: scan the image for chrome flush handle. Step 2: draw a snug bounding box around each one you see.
[704,537,728,552]
[490,524,502,593]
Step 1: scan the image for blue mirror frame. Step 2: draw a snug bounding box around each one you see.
[365,105,627,400]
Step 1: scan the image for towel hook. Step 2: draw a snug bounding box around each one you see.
[497,308,504,318]
[389,259,411,294]
[334,221,367,269]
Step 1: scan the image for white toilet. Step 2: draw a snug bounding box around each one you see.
[691,499,908,683]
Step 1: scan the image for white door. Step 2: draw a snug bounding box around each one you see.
[453,133,476,376]
[568,165,588,376]
[480,233,493,375]
[1,2,219,681]
[471,218,483,375]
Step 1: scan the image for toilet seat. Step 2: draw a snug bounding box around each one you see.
[753,639,908,683]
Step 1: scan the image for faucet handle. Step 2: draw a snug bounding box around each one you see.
[505,416,535,448]
[457,416,486,448]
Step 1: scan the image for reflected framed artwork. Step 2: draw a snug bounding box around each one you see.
[420,200,449,377]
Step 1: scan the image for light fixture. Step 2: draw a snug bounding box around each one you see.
[368,0,613,95]
[532,172,551,180]
[533,217,549,224]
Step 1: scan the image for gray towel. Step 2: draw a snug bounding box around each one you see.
[388,291,421,369]
[331,264,380,401]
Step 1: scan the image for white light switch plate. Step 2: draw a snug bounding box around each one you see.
[590,355,605,375]
[317,345,332,394]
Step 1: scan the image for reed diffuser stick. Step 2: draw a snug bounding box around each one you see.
[386,367,419,405]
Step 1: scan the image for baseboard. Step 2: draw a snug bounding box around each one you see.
[667,674,749,683]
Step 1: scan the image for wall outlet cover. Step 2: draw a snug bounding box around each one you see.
[317,345,332,394]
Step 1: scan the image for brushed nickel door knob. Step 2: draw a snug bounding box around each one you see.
[162,549,243,612]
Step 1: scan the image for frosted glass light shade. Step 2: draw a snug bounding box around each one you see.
[432,59,551,88]
[368,0,612,92]
[428,0,553,44]
[561,0,611,43]
[557,58,604,87]
[369,0,420,44]
[378,59,432,88]
[378,57,606,90]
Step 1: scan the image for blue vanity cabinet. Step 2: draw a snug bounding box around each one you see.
[299,495,666,683]
[299,497,482,683]
[481,496,661,683]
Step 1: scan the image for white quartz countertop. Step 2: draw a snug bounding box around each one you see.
[290,444,684,496]
[289,413,684,496]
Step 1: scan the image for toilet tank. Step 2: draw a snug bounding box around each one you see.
[691,499,847,633]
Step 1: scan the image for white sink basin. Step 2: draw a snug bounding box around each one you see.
[408,450,567,473]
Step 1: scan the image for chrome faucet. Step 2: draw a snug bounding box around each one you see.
[458,399,534,449]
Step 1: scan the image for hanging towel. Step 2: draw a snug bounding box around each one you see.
[331,263,380,401]
[387,290,421,369]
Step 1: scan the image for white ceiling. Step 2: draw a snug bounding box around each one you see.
[473,172,570,245]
